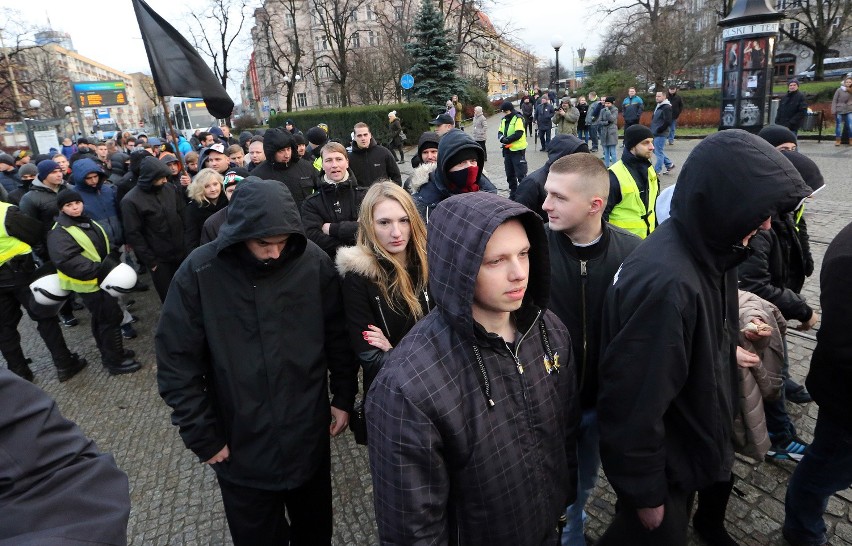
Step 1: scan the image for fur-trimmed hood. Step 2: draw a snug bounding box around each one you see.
[408,162,437,193]
[335,244,382,280]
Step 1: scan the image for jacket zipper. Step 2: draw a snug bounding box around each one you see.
[423,289,431,311]
[374,295,391,335]
[579,260,588,391]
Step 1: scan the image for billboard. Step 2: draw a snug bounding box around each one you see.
[72,81,128,108]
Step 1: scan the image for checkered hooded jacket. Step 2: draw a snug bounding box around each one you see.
[366,192,579,545]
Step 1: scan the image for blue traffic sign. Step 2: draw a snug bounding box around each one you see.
[400,74,414,90]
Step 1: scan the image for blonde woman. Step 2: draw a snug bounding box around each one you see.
[183,168,228,251]
[336,180,430,444]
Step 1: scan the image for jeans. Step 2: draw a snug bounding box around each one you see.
[668,119,677,143]
[524,115,534,137]
[589,125,599,150]
[784,410,852,545]
[539,128,552,150]
[503,149,528,200]
[765,334,798,441]
[561,409,601,546]
[836,113,852,138]
[653,136,672,173]
[603,145,617,168]
[578,127,589,144]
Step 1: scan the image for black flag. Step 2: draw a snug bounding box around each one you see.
[132,0,234,119]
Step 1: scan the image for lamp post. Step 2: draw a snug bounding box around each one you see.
[577,46,586,87]
[64,105,75,137]
[551,37,564,99]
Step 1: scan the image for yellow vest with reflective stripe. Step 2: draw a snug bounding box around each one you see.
[0,202,32,268]
[55,221,110,293]
[499,114,527,152]
[608,161,659,239]
[313,155,322,172]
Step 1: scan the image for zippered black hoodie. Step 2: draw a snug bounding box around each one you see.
[597,129,812,508]
[251,128,318,208]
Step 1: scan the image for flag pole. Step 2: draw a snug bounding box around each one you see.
[158,95,186,170]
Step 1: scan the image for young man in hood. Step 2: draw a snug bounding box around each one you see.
[404,130,439,192]
[0,153,20,194]
[542,154,642,546]
[349,122,402,186]
[156,179,356,546]
[412,129,497,223]
[301,143,367,258]
[595,130,812,545]
[650,91,674,175]
[120,156,186,302]
[603,125,659,239]
[515,134,590,221]
[250,128,318,209]
[367,191,579,545]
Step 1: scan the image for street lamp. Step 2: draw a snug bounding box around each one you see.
[551,37,564,98]
[577,46,586,87]
[29,98,41,109]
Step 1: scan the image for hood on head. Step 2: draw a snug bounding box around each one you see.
[427,192,550,340]
[208,126,227,144]
[545,134,589,166]
[780,149,824,193]
[71,158,106,189]
[215,177,306,254]
[129,149,153,177]
[417,131,440,157]
[239,131,253,148]
[110,152,130,175]
[669,129,811,270]
[263,128,299,165]
[436,129,484,190]
[137,156,173,191]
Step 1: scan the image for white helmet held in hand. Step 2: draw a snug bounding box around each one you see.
[29,274,70,314]
[100,262,138,298]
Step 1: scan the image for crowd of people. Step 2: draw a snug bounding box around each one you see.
[0,95,849,546]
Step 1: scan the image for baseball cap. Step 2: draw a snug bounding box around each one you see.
[429,113,454,126]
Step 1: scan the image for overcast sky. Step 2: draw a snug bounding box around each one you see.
[8,0,602,91]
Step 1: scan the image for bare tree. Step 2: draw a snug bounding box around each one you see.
[25,46,71,119]
[779,0,852,80]
[253,1,313,112]
[439,0,518,72]
[0,16,37,122]
[372,0,418,102]
[312,0,370,106]
[186,0,250,89]
[349,47,399,104]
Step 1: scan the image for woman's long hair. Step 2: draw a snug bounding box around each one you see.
[186,168,223,206]
[357,181,428,320]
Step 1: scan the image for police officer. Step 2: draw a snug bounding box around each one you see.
[497,101,528,200]
[0,200,87,382]
[604,125,660,239]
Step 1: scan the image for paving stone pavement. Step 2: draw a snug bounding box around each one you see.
[5,122,852,545]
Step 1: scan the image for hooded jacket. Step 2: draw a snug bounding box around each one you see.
[367,192,578,546]
[597,130,811,508]
[650,98,672,135]
[156,180,356,490]
[300,171,367,258]
[409,131,440,169]
[120,156,185,267]
[107,152,129,186]
[18,178,71,262]
[349,137,402,186]
[411,129,497,223]
[115,149,153,205]
[514,135,589,221]
[72,159,123,246]
[250,128,318,209]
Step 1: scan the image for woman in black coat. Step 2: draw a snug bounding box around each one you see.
[183,168,229,252]
[387,111,405,164]
[335,181,429,443]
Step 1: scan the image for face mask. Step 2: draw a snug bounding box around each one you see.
[445,166,479,193]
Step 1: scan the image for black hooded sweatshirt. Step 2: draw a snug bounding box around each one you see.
[156,180,356,490]
[250,128,318,209]
[120,156,186,268]
[597,130,811,509]
[514,134,590,221]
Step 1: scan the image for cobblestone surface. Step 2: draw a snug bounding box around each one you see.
[6,120,852,545]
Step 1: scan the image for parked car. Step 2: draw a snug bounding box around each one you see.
[797,57,852,81]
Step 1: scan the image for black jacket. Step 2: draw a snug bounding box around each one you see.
[18,179,71,262]
[0,369,130,545]
[120,156,186,268]
[348,138,402,186]
[0,203,42,288]
[47,212,114,285]
[367,192,578,545]
[300,172,367,258]
[667,91,684,120]
[250,128,318,209]
[515,135,589,221]
[776,90,808,131]
[598,130,811,508]
[156,180,356,490]
[183,195,229,252]
[737,212,812,322]
[806,219,852,431]
[547,222,641,409]
[115,149,153,205]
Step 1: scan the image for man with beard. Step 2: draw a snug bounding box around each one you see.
[604,125,659,239]
[250,128,318,209]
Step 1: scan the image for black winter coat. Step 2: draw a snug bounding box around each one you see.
[367,192,579,545]
[667,92,684,120]
[348,138,402,186]
[775,90,808,131]
[120,156,186,268]
[0,203,41,288]
[183,195,229,252]
[547,222,641,409]
[47,212,113,285]
[18,180,71,262]
[251,128,318,209]
[598,130,811,509]
[300,173,367,258]
[156,180,357,490]
[515,135,589,221]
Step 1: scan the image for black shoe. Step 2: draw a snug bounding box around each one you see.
[130,315,139,324]
[693,518,738,546]
[60,314,79,327]
[107,358,142,375]
[123,348,136,359]
[133,280,149,292]
[397,160,405,164]
[57,354,88,382]
[786,382,813,404]
[125,299,136,308]
[9,364,34,382]
[121,323,138,339]
[71,300,84,311]
[782,527,827,546]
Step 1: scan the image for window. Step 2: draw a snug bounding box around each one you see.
[352,32,360,48]
[366,4,374,20]
[297,92,307,108]
[325,92,339,106]
[284,13,295,28]
[394,5,403,20]
[350,8,358,21]
[369,30,378,46]
[790,21,800,38]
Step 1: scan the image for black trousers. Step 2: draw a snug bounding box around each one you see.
[0,279,73,371]
[217,447,332,546]
[150,261,180,303]
[79,291,124,366]
[597,485,693,546]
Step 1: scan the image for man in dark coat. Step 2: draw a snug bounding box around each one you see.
[596,130,811,544]
[784,219,852,546]
[250,128,318,209]
[0,368,130,544]
[349,122,402,186]
[514,134,589,221]
[666,85,684,145]
[775,79,809,134]
[156,179,356,546]
[367,191,579,545]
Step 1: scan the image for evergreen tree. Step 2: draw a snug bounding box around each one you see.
[405,0,463,111]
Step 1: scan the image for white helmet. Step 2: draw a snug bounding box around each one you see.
[29,274,70,314]
[100,263,137,298]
